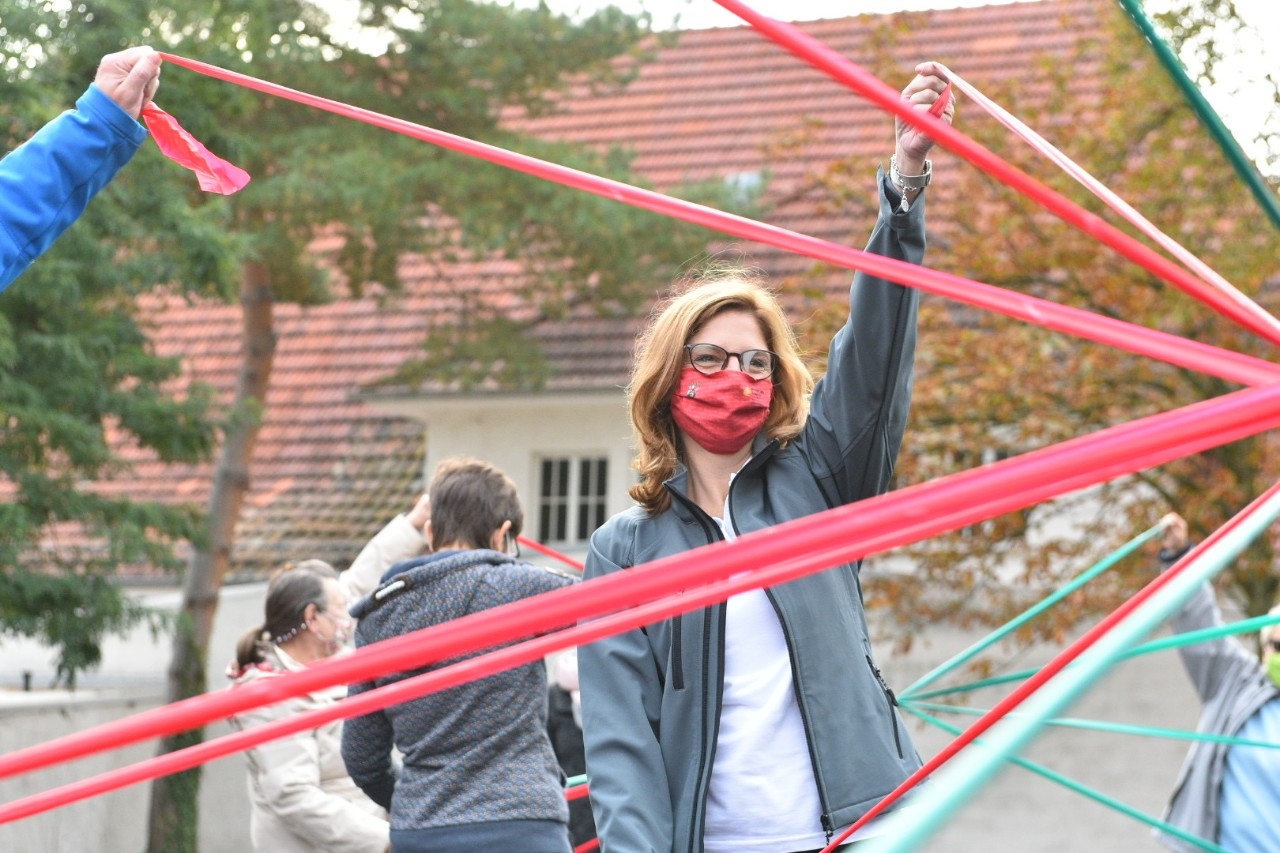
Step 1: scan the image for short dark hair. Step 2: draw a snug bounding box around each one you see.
[428,457,523,551]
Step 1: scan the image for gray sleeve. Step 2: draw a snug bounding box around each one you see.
[1169,580,1261,705]
[341,682,398,811]
[802,167,923,506]
[578,532,673,853]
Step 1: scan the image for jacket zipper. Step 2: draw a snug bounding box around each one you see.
[768,587,838,839]
[723,458,838,840]
[665,479,727,850]
[671,621,685,690]
[866,653,904,758]
[689,597,723,853]
[665,488,724,694]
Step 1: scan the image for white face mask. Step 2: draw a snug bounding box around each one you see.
[316,623,349,652]
[312,606,351,656]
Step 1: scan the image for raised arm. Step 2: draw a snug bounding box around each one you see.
[1160,512,1262,704]
[0,47,160,290]
[803,63,952,505]
[339,493,431,605]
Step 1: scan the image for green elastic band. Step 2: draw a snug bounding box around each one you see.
[912,613,1280,703]
[1116,0,1280,230]
[902,524,1164,699]
[900,699,1280,751]
[859,485,1280,852]
[901,705,1229,852]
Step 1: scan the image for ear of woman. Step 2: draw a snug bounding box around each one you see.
[490,519,513,553]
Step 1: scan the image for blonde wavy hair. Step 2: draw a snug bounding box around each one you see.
[628,269,813,514]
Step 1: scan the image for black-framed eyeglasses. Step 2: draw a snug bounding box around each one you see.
[506,531,522,560]
[684,343,778,379]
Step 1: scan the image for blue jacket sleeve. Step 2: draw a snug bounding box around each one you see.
[0,84,148,291]
[803,167,923,506]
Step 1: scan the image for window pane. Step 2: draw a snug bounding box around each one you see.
[539,458,570,543]
[541,459,555,499]
[554,460,569,541]
[540,456,609,544]
[575,457,609,541]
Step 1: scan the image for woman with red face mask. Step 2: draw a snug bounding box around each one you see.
[578,61,953,853]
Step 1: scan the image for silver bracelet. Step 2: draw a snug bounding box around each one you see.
[890,155,931,212]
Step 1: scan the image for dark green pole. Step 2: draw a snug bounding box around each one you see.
[1116,0,1280,230]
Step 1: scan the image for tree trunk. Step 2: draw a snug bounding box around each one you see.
[146,262,276,853]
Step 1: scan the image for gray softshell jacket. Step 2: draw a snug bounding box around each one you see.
[1158,559,1279,851]
[579,171,925,853]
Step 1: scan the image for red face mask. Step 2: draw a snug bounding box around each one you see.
[670,367,773,455]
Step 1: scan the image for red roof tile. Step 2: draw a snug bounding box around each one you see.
[71,0,1119,578]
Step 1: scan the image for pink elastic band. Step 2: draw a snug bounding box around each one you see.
[708,0,1280,348]
[3,379,1280,815]
[149,54,1278,388]
[140,104,250,194]
[936,63,1260,335]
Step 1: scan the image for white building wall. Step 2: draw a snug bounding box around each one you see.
[376,390,635,561]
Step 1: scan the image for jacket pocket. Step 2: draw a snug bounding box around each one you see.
[865,653,903,759]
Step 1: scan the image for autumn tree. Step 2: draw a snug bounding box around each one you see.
[0,6,221,684]
[794,0,1280,651]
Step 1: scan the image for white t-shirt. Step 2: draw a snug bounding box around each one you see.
[703,510,826,853]
[703,510,905,852]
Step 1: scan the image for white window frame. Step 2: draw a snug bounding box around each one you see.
[536,454,609,545]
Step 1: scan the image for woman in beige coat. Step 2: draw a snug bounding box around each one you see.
[228,497,431,852]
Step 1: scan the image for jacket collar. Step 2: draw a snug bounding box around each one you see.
[662,434,780,523]
[352,548,515,619]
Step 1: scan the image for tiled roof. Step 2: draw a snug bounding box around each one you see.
[502,0,1107,258]
[77,0,1115,579]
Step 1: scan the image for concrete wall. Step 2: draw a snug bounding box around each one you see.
[0,579,1207,852]
[0,583,263,853]
[0,690,247,853]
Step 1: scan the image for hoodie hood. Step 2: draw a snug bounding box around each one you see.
[350,548,515,621]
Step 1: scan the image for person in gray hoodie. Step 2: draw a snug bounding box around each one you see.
[578,62,952,853]
[1157,512,1280,853]
[342,457,575,853]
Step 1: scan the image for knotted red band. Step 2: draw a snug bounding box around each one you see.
[141,103,250,194]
